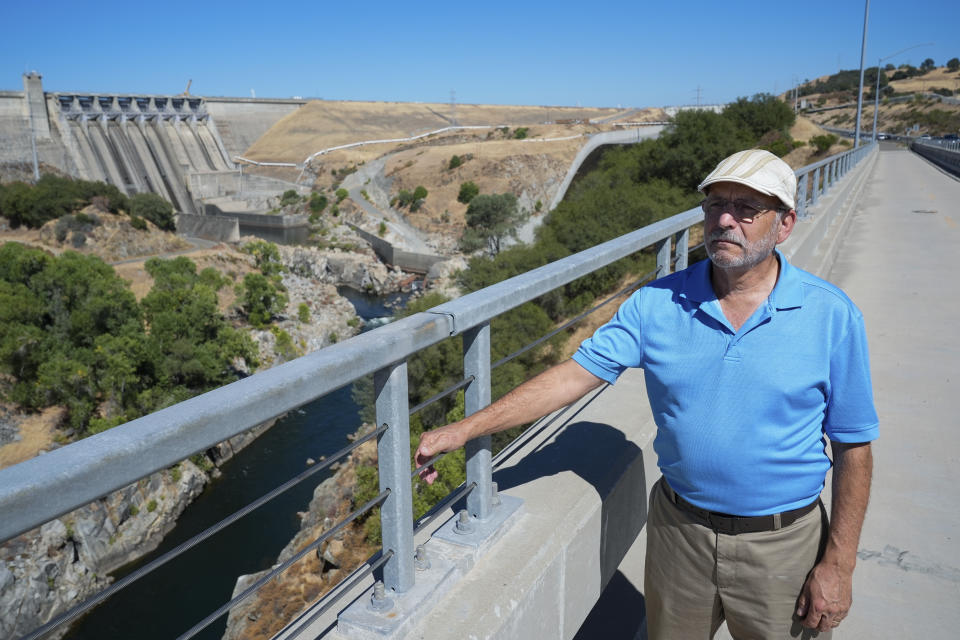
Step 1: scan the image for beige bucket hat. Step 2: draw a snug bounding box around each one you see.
[697,149,797,210]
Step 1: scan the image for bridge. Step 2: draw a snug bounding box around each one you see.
[1,141,958,639]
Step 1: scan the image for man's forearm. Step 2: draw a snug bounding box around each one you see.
[415,359,604,473]
[458,359,605,440]
[797,440,873,630]
[824,441,873,568]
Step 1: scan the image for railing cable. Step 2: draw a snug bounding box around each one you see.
[176,489,391,640]
[492,267,658,371]
[409,375,475,417]
[414,482,477,535]
[16,424,386,640]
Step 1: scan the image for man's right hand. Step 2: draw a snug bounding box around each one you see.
[415,422,470,484]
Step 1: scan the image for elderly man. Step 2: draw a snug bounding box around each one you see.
[416,149,877,639]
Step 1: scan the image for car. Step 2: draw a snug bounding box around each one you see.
[943,133,959,141]
[878,133,888,140]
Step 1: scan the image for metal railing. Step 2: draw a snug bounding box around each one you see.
[0,142,876,640]
[911,137,960,174]
[794,142,875,219]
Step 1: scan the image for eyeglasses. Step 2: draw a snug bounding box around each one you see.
[700,196,783,223]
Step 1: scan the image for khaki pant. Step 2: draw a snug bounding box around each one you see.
[644,478,829,640]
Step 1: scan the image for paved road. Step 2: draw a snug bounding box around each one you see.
[827,145,960,639]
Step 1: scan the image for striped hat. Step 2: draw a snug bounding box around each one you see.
[697,149,797,210]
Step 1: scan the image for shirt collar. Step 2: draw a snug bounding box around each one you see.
[679,249,803,310]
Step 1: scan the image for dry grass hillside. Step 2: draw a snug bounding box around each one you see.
[241,100,667,242]
[792,65,960,136]
[243,101,627,164]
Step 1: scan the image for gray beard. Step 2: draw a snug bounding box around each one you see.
[706,218,780,270]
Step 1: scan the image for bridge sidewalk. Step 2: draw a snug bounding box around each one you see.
[825,145,960,638]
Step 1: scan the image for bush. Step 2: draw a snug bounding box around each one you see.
[279,189,300,207]
[810,134,838,153]
[129,193,175,231]
[335,188,348,203]
[129,215,148,230]
[241,272,287,328]
[378,221,387,237]
[297,302,310,323]
[413,185,428,201]
[513,127,529,139]
[147,499,157,513]
[309,192,327,213]
[458,182,479,204]
[448,155,462,170]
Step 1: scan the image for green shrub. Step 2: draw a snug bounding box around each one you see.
[513,127,529,139]
[810,134,839,153]
[535,199,543,212]
[335,188,349,203]
[130,193,175,231]
[129,215,148,230]
[413,185,428,201]
[378,221,387,236]
[241,272,288,328]
[129,505,139,516]
[448,155,462,170]
[279,189,301,207]
[309,193,327,213]
[458,182,479,204]
[347,316,360,328]
[147,499,157,513]
[328,332,338,344]
[298,302,310,323]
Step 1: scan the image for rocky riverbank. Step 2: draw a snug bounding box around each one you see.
[221,424,379,640]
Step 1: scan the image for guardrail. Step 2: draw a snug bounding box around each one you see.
[911,137,960,175]
[0,142,876,640]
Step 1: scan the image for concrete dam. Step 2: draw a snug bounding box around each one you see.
[0,72,305,214]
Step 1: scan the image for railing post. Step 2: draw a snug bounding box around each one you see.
[655,237,671,279]
[797,173,809,218]
[463,323,492,521]
[812,166,821,206]
[674,229,689,272]
[374,362,415,593]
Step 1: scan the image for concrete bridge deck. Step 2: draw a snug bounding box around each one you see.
[580,143,960,639]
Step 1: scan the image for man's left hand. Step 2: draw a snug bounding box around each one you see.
[796,561,853,632]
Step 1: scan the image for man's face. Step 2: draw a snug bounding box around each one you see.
[703,182,786,271]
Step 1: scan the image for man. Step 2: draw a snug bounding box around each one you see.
[416,149,877,638]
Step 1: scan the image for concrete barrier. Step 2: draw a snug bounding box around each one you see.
[348,223,443,274]
[176,214,239,243]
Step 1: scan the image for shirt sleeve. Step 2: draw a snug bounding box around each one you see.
[824,308,879,442]
[572,290,645,385]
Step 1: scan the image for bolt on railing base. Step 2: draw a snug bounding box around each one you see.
[432,495,524,550]
[337,496,524,639]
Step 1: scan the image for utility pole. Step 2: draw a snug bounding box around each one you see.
[854,0,870,147]
[450,90,458,126]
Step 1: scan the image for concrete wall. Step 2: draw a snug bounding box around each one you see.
[204,98,305,159]
[347,223,443,274]
[175,213,239,243]
[548,127,665,210]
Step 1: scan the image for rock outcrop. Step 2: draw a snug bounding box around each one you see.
[0,460,206,640]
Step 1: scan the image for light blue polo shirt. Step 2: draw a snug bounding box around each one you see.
[573,252,878,515]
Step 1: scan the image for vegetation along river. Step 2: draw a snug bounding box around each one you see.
[64,287,410,640]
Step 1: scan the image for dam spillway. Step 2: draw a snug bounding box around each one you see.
[0,72,307,217]
[55,94,234,213]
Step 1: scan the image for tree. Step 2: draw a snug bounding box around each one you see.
[948,58,960,72]
[461,193,527,255]
[458,181,479,204]
[240,272,287,328]
[920,58,936,73]
[722,93,796,141]
[130,192,176,231]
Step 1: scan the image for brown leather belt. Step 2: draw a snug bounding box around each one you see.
[662,481,820,535]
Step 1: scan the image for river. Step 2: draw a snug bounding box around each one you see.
[63,287,408,640]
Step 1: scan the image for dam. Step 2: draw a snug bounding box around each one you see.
[0,72,305,215]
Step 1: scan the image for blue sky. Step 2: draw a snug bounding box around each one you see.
[2,0,957,107]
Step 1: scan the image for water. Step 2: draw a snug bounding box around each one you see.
[63,289,406,640]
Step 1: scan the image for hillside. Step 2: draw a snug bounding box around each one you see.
[789,64,960,136]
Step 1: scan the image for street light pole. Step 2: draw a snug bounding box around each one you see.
[854,0,870,148]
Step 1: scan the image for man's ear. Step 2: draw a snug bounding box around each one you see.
[776,209,797,244]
